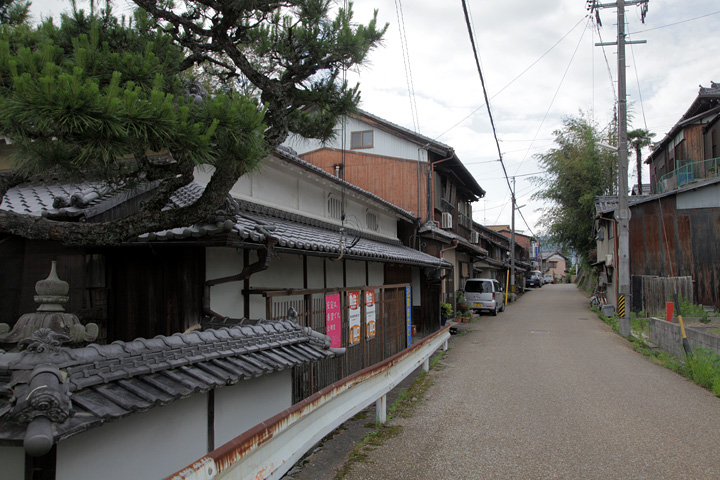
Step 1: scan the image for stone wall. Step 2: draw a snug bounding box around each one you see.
[649,317,720,359]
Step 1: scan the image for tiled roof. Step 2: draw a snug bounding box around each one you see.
[0,176,160,220]
[418,221,489,258]
[140,195,450,268]
[0,321,342,448]
[594,196,618,215]
[1,176,448,269]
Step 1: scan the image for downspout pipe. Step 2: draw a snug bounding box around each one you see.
[203,235,279,318]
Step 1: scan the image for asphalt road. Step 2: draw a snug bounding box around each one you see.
[342,283,720,480]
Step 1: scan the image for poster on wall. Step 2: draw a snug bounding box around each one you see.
[348,291,361,345]
[406,286,412,347]
[365,290,376,340]
[325,293,342,349]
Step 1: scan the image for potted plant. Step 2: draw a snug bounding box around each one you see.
[456,289,469,314]
[440,302,453,326]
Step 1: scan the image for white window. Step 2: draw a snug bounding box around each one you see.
[351,130,373,149]
[366,210,379,231]
[327,194,343,220]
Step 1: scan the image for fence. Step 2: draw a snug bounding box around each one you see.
[656,157,719,193]
[631,275,693,316]
[250,284,411,403]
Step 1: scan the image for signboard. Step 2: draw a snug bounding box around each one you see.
[365,290,376,340]
[325,293,342,349]
[348,291,361,346]
[405,286,412,347]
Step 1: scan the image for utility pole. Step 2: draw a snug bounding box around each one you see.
[590,0,648,337]
[510,177,516,300]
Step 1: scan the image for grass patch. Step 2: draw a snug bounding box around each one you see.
[592,305,618,332]
[591,305,720,397]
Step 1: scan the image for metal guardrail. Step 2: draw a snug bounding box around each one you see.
[167,326,451,480]
[656,157,719,193]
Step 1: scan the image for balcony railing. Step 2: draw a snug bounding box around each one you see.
[656,157,719,193]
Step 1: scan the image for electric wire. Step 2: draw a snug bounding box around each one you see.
[435,15,588,142]
[394,0,420,133]
[513,16,593,177]
[631,9,720,34]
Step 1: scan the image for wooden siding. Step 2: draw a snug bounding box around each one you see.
[629,196,720,309]
[301,149,428,220]
[107,247,204,342]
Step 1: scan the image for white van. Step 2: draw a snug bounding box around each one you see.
[464,278,504,316]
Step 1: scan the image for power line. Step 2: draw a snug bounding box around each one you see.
[435,15,588,141]
[514,16,593,177]
[632,9,720,34]
[459,0,516,221]
[394,0,420,133]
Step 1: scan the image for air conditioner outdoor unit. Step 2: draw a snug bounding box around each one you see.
[471,231,480,244]
[441,212,452,229]
[605,254,614,266]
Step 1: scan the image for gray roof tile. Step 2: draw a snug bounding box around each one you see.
[0,320,341,448]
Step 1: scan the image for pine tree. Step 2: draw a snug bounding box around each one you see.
[0,0,386,245]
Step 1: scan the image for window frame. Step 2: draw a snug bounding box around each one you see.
[351,130,374,149]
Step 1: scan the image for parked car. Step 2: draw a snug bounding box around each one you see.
[543,273,555,284]
[464,278,504,316]
[525,271,543,288]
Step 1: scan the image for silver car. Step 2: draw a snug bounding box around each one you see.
[464,278,504,316]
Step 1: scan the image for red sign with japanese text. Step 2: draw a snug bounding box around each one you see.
[325,293,342,349]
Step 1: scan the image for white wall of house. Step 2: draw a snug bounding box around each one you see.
[214,370,291,447]
[194,157,402,243]
[0,446,24,479]
[56,393,208,480]
[677,182,720,209]
[285,117,430,164]
[207,247,388,319]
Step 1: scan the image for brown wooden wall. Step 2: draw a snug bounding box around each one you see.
[301,149,429,220]
[629,196,720,309]
[0,236,204,344]
[106,246,204,342]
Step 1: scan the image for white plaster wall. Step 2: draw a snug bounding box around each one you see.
[345,260,367,287]
[298,181,328,219]
[196,160,400,241]
[207,246,245,318]
[368,262,384,287]
[214,370,292,447]
[307,256,326,289]
[284,118,430,163]
[677,183,720,209]
[326,259,344,289]
[249,253,305,318]
[0,446,24,479]
[56,393,207,480]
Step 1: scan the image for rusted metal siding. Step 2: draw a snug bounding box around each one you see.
[630,195,720,309]
[301,149,428,219]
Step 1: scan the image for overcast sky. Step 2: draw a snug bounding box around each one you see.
[28,0,720,237]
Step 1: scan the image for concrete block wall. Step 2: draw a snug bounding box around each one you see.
[649,317,720,360]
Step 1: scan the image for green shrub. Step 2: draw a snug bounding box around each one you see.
[686,348,720,391]
[676,296,709,323]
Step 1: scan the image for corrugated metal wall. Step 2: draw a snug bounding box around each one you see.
[630,193,720,309]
